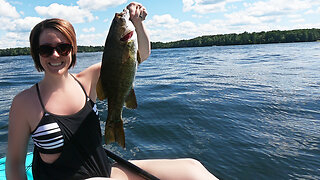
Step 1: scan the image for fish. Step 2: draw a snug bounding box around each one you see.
[96,8,141,148]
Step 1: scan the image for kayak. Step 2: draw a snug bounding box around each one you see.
[0,149,158,180]
[0,152,34,179]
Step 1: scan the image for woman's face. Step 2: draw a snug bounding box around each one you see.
[38,28,72,76]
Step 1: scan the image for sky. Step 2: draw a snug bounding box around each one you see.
[1,0,320,49]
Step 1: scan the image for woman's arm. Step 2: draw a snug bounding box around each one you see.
[6,92,32,180]
[76,62,101,102]
[127,2,151,62]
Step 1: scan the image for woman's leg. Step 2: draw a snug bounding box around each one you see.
[110,158,219,180]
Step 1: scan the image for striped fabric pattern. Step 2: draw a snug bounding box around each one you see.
[31,122,64,151]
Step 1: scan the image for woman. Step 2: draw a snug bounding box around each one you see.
[6,2,218,179]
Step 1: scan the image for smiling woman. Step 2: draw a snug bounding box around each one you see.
[29,18,78,72]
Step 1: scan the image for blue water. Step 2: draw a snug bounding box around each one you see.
[0,42,319,179]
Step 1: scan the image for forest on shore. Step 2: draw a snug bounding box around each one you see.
[151,28,320,49]
[1,28,320,57]
[0,46,104,57]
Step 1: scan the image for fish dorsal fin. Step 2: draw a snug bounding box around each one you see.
[125,87,137,109]
[96,77,107,100]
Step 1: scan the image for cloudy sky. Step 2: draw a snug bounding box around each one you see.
[0,0,320,49]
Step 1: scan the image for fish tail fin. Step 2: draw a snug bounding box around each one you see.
[96,77,106,100]
[105,115,125,148]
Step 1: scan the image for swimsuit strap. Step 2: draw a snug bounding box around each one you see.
[70,73,89,99]
[35,74,89,112]
[36,83,46,112]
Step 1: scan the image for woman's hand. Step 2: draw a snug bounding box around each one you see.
[126,2,150,62]
[127,2,147,24]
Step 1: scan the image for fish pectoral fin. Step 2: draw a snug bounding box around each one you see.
[96,77,106,100]
[137,50,142,64]
[105,120,125,148]
[125,88,138,109]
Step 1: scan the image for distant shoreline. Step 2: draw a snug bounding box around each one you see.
[151,28,320,49]
[1,28,319,57]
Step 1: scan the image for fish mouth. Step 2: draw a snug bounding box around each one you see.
[120,31,134,41]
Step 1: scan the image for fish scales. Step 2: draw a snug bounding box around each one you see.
[96,9,140,148]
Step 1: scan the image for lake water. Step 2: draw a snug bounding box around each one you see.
[0,42,319,179]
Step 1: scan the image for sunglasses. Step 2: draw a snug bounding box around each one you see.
[38,43,72,57]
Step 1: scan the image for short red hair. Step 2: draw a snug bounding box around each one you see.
[29,18,77,72]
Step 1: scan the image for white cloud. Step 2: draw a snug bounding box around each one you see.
[77,0,127,10]
[223,0,315,28]
[183,0,195,12]
[192,14,203,18]
[183,0,241,13]
[146,14,216,42]
[305,6,320,14]
[146,14,179,28]
[0,17,11,30]
[0,16,42,32]
[82,27,96,33]
[242,0,312,17]
[183,0,226,13]
[0,1,41,49]
[35,3,97,24]
[78,32,107,46]
[290,18,305,23]
[0,0,20,18]
[0,32,30,48]
[103,18,109,23]
[0,16,42,48]
[183,0,315,17]
[287,14,302,19]
[6,17,42,32]
[225,12,261,26]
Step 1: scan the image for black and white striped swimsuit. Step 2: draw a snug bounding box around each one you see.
[31,76,111,179]
[31,97,65,153]
[31,119,64,154]
[31,83,67,154]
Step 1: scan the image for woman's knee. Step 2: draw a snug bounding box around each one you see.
[178,158,218,179]
[180,158,204,168]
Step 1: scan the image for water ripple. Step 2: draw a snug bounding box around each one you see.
[0,43,319,179]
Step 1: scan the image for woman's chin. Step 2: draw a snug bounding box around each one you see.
[45,62,69,75]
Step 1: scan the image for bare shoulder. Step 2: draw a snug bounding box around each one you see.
[11,86,37,113]
[10,85,41,130]
[80,62,101,75]
[76,62,101,82]
[75,62,101,101]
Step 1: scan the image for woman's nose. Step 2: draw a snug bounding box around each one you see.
[52,49,60,57]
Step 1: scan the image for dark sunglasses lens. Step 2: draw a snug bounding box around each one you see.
[39,45,54,57]
[39,44,72,57]
[57,44,72,56]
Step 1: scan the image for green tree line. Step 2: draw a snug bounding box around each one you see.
[0,47,31,56]
[1,28,320,56]
[0,46,105,57]
[77,45,104,52]
[151,28,320,49]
